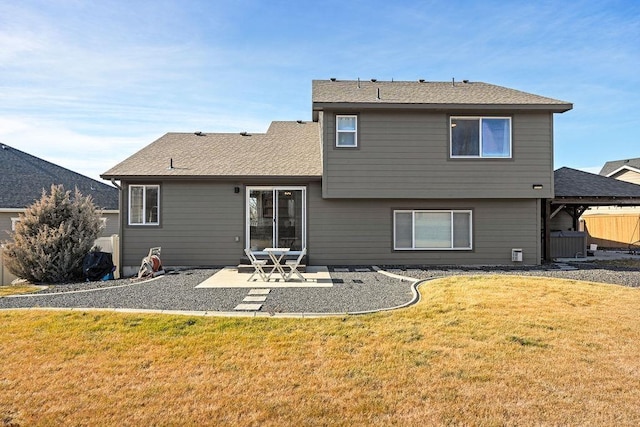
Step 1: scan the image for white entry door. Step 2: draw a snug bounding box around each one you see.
[246,186,306,253]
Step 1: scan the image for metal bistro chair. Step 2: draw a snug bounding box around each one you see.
[284,248,306,282]
[244,248,269,282]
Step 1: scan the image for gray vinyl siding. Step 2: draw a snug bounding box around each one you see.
[100,212,120,236]
[119,180,541,271]
[322,110,554,199]
[0,212,15,239]
[120,181,245,268]
[307,182,541,265]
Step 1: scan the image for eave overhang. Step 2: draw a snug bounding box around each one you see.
[313,102,573,114]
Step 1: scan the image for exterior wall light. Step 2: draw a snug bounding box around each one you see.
[532,184,543,190]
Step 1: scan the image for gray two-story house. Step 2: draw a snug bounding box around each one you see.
[102,79,572,275]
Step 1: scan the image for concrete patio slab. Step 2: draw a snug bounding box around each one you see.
[248,289,270,295]
[195,266,333,288]
[243,296,267,302]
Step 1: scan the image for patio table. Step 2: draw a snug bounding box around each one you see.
[264,247,290,281]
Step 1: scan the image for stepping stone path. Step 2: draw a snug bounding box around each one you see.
[234,288,271,311]
[554,263,579,271]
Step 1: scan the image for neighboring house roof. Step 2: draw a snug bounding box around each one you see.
[554,167,640,199]
[599,157,640,176]
[102,121,321,179]
[0,144,118,210]
[312,79,573,112]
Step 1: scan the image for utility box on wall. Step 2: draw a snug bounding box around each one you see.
[511,248,523,262]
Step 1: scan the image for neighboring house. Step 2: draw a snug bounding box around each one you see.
[578,157,640,248]
[600,157,640,185]
[102,79,572,274]
[1,144,119,284]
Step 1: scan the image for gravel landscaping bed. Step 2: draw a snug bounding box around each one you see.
[1,263,636,315]
[386,263,640,288]
[0,268,416,314]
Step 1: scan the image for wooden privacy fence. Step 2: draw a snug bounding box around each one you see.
[581,214,640,249]
[1,235,120,286]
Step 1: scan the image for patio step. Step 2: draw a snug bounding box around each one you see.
[237,264,307,273]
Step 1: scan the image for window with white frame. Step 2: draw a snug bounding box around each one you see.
[450,117,511,158]
[336,115,357,147]
[394,210,472,250]
[129,185,160,225]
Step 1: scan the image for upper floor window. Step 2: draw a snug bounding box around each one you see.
[129,185,160,225]
[450,117,511,158]
[336,115,357,147]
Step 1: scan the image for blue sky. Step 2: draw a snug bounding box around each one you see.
[1,0,638,181]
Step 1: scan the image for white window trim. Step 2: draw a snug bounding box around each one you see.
[393,209,473,250]
[128,184,160,226]
[450,116,512,159]
[336,114,358,147]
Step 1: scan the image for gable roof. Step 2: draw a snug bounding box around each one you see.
[312,80,573,113]
[0,144,118,210]
[599,157,640,176]
[102,121,322,179]
[554,167,640,199]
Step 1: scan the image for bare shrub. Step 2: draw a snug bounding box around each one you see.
[2,185,102,283]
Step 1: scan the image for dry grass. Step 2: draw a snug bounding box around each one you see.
[0,284,43,297]
[1,275,640,425]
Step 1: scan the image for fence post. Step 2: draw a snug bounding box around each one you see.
[111,234,120,279]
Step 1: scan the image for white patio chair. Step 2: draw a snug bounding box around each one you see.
[244,248,269,282]
[284,248,306,282]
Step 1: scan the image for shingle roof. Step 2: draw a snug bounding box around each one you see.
[102,121,322,179]
[554,167,640,198]
[599,157,640,176]
[0,144,119,209]
[312,80,572,112]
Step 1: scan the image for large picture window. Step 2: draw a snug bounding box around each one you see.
[129,185,160,225]
[451,117,511,158]
[336,115,357,147]
[394,210,472,250]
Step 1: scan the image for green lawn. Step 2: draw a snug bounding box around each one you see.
[1,275,639,425]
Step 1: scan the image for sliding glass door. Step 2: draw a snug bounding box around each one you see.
[247,186,306,253]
